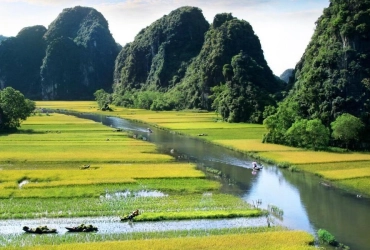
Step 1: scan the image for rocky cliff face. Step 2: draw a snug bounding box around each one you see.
[0,26,47,99]
[113,6,209,94]
[41,6,119,100]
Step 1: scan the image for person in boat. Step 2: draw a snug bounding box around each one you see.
[122,209,140,221]
[252,162,258,170]
[252,162,263,170]
[66,223,98,232]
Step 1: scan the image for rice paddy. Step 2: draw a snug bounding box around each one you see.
[36,101,370,197]
[0,110,318,249]
[0,227,315,250]
[8,231,315,250]
[8,101,368,248]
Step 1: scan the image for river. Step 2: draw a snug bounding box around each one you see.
[99,113,370,250]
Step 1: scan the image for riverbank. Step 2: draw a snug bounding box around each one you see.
[37,101,370,198]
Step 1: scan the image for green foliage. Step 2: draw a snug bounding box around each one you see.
[318,229,336,245]
[94,89,112,110]
[331,113,364,148]
[284,119,329,149]
[0,87,35,131]
[264,0,370,149]
[212,13,235,28]
[305,119,330,149]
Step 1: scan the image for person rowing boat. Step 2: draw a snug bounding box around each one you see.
[252,162,263,170]
[121,209,140,221]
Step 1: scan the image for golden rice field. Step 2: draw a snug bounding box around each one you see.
[0,103,320,249]
[36,101,370,197]
[213,139,303,152]
[14,231,315,250]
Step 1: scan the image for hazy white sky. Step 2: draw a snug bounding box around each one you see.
[0,0,329,75]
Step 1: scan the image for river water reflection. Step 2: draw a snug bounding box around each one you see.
[57,112,370,249]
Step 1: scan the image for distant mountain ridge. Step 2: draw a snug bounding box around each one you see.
[0,35,7,44]
[279,69,294,83]
[0,5,285,123]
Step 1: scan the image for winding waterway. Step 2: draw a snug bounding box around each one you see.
[5,111,370,249]
[75,112,370,250]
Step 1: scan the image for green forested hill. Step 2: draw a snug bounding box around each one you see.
[170,13,283,121]
[113,6,209,93]
[112,10,283,123]
[0,26,47,99]
[41,6,119,100]
[0,6,119,100]
[264,0,370,148]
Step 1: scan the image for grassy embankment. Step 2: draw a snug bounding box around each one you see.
[38,101,370,197]
[0,110,316,249]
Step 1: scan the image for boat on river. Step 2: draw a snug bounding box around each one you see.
[23,226,57,234]
[66,224,98,232]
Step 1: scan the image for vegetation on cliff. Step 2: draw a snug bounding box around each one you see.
[41,6,119,100]
[0,26,47,99]
[0,6,119,101]
[112,6,209,106]
[264,0,370,149]
[111,10,284,123]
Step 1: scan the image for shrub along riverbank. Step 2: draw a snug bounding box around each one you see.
[38,101,370,197]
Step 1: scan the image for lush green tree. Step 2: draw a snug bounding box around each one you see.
[285,119,308,147]
[263,101,301,144]
[331,113,364,149]
[0,87,35,131]
[278,118,329,149]
[94,89,112,110]
[305,119,330,149]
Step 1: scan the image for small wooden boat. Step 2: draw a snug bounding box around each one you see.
[65,224,98,232]
[23,226,57,234]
